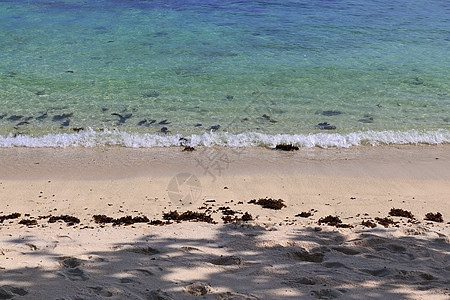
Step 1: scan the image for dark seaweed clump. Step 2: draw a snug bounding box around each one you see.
[162,210,216,223]
[19,219,38,226]
[182,146,195,152]
[424,212,443,223]
[48,215,80,226]
[222,212,253,224]
[162,211,180,220]
[361,220,377,228]
[318,215,342,226]
[315,122,336,130]
[148,220,172,226]
[375,217,398,228]
[318,215,353,228]
[295,212,312,218]
[248,198,286,210]
[389,208,414,219]
[218,207,235,215]
[93,215,149,226]
[322,110,342,116]
[72,127,85,132]
[0,213,21,223]
[275,144,299,151]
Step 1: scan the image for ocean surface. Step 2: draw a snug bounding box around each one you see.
[1,0,449,148]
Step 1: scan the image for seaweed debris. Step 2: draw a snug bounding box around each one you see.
[295,212,312,218]
[318,215,353,228]
[182,146,195,152]
[248,198,286,210]
[375,217,398,228]
[361,220,377,228]
[389,208,414,219]
[424,212,443,223]
[48,215,80,226]
[162,210,216,223]
[275,144,299,151]
[218,207,236,215]
[222,212,253,224]
[93,215,149,226]
[19,219,38,226]
[148,220,172,226]
[0,213,21,223]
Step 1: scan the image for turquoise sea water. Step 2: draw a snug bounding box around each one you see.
[0,0,449,147]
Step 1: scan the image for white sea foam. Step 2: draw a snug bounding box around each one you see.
[0,128,449,148]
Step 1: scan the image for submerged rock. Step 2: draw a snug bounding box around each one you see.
[315,122,336,130]
[322,110,342,116]
[358,117,374,123]
[36,112,48,120]
[111,113,132,124]
[7,115,23,121]
[143,91,159,98]
[52,113,73,121]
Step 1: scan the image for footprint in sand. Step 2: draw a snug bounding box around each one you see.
[130,246,160,255]
[289,277,317,286]
[57,257,88,281]
[322,262,351,269]
[331,246,360,255]
[58,256,81,268]
[360,268,393,277]
[210,256,245,266]
[119,278,138,284]
[288,249,325,263]
[146,289,174,300]
[184,282,213,296]
[88,286,115,297]
[126,268,155,276]
[0,285,28,298]
[311,288,343,299]
[181,246,203,253]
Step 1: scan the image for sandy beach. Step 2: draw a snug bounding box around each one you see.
[0,145,449,299]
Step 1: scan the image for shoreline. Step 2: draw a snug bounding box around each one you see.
[1,144,449,299]
[1,128,449,148]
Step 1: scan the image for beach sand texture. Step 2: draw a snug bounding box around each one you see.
[0,145,449,299]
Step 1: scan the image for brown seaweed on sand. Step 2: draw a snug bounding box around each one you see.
[248,198,286,210]
[218,207,236,215]
[424,212,443,223]
[296,212,312,218]
[361,220,377,228]
[162,210,216,224]
[318,215,353,228]
[375,217,398,228]
[148,220,172,226]
[389,208,414,219]
[92,215,149,226]
[19,219,38,226]
[162,211,180,221]
[222,212,253,224]
[0,213,21,223]
[48,215,80,226]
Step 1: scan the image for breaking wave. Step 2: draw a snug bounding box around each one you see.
[1,128,449,148]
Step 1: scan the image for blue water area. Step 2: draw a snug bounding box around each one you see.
[0,0,449,145]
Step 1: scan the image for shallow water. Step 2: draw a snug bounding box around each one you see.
[0,0,449,147]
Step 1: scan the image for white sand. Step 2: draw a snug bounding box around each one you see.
[0,145,449,299]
